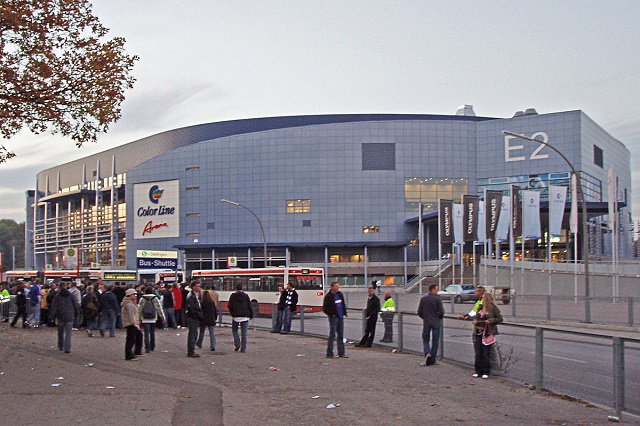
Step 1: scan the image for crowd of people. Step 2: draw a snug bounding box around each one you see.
[2,277,502,377]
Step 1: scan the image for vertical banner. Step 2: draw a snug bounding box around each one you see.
[439,199,454,244]
[485,190,503,240]
[570,174,578,235]
[522,190,541,240]
[496,195,511,242]
[549,185,567,237]
[476,200,485,244]
[608,167,616,231]
[511,186,522,238]
[453,203,464,245]
[462,195,479,242]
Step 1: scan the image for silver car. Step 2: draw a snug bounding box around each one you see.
[438,284,477,303]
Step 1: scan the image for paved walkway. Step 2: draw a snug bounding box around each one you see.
[0,323,633,425]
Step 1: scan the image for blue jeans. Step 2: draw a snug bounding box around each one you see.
[142,323,156,352]
[327,315,345,357]
[27,304,40,325]
[187,317,200,355]
[281,307,294,333]
[100,310,117,337]
[86,317,98,331]
[422,324,441,359]
[164,307,176,329]
[198,325,216,350]
[272,309,284,332]
[232,320,248,352]
[57,320,73,352]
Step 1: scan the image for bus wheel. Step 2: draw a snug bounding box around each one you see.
[251,300,260,317]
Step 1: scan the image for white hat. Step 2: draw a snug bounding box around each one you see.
[125,288,137,296]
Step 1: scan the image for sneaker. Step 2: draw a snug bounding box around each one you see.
[472,373,479,378]
[339,355,349,358]
[481,375,489,379]
[235,346,240,352]
[72,328,78,331]
[326,355,338,359]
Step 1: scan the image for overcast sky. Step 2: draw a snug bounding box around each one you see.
[1,0,639,226]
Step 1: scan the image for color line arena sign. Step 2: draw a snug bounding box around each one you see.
[136,250,178,269]
[133,180,180,239]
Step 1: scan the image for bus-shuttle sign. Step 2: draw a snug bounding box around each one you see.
[137,250,178,270]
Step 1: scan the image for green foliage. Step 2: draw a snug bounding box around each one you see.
[0,0,138,164]
[0,219,25,270]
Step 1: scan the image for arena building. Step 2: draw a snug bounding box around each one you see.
[25,106,632,285]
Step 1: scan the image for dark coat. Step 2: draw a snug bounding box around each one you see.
[284,289,298,312]
[81,293,100,319]
[365,294,381,319]
[185,291,204,321]
[276,291,287,311]
[322,291,347,318]
[51,288,79,323]
[228,291,253,319]
[100,291,120,313]
[201,297,218,326]
[417,293,444,327]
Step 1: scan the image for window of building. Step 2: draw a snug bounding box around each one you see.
[207,222,215,230]
[302,220,311,227]
[405,178,468,211]
[362,225,379,233]
[362,143,395,170]
[186,186,200,191]
[186,213,200,217]
[186,232,200,237]
[185,166,200,171]
[286,199,311,213]
[593,145,603,168]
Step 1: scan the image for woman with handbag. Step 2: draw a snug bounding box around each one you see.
[472,293,502,379]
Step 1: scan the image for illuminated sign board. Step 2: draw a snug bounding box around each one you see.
[133,180,180,239]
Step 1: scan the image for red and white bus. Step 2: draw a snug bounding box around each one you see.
[191,267,325,315]
[4,270,41,283]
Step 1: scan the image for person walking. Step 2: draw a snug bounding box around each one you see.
[50,282,79,353]
[228,283,253,353]
[185,282,204,358]
[322,281,348,359]
[355,286,380,348]
[161,284,176,329]
[197,290,218,351]
[68,281,82,330]
[280,283,298,334]
[379,291,396,343]
[417,284,444,366]
[471,292,503,379]
[271,285,286,333]
[172,283,183,328]
[138,286,165,353]
[122,288,143,361]
[81,285,100,337]
[10,282,28,328]
[26,279,41,328]
[99,285,120,337]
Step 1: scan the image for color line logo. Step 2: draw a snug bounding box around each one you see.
[149,185,164,204]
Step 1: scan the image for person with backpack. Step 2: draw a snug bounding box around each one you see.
[138,286,165,353]
[81,285,100,337]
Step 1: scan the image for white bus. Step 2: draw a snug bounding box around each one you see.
[191,267,325,315]
[137,269,184,287]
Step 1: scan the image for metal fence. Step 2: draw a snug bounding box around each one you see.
[214,304,639,421]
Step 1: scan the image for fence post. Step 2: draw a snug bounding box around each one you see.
[546,295,552,321]
[535,327,543,393]
[398,312,404,352]
[361,308,366,336]
[613,337,624,419]
[438,318,444,361]
[299,305,305,334]
[217,301,223,326]
[585,296,591,323]
[449,295,455,314]
[628,297,634,327]
[511,294,517,317]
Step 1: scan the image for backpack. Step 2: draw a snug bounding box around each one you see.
[141,297,157,319]
[85,295,98,318]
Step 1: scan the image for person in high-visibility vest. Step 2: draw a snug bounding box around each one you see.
[379,291,396,343]
[1,284,11,322]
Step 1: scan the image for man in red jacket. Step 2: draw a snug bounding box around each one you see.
[172,283,183,328]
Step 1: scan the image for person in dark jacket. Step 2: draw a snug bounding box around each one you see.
[185,282,204,357]
[46,283,58,326]
[355,286,381,348]
[99,286,120,337]
[417,284,445,366]
[81,285,100,337]
[10,282,28,328]
[197,290,218,351]
[228,283,254,353]
[161,284,176,329]
[280,283,298,334]
[50,281,80,353]
[322,281,348,358]
[271,285,286,333]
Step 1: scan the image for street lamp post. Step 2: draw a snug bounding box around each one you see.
[502,131,590,321]
[221,199,268,267]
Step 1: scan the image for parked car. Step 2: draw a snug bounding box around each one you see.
[438,284,477,303]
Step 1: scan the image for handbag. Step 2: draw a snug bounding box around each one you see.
[482,324,496,346]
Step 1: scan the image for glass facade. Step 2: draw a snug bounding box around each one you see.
[405,178,468,211]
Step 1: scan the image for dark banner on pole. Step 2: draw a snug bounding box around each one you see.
[485,190,503,240]
[462,195,479,242]
[439,199,454,244]
[511,185,522,238]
